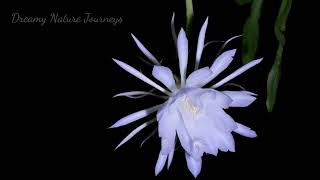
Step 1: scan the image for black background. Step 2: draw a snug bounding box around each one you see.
[6,0,311,179]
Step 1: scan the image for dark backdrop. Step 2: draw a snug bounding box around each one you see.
[6,0,308,179]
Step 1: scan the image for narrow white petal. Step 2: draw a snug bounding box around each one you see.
[110,104,161,128]
[223,91,257,107]
[161,136,175,155]
[210,49,237,78]
[152,65,177,92]
[186,67,213,88]
[185,153,202,178]
[210,89,233,109]
[115,119,156,150]
[234,123,257,138]
[131,34,160,65]
[167,140,175,170]
[223,133,235,152]
[214,132,235,152]
[217,139,229,152]
[206,108,237,133]
[171,12,177,46]
[195,17,209,70]
[157,107,180,138]
[177,28,188,87]
[155,152,168,176]
[113,91,167,99]
[243,91,258,96]
[212,58,263,88]
[195,49,237,88]
[113,59,171,96]
[176,120,192,154]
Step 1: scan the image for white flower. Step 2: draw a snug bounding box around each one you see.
[111,15,262,178]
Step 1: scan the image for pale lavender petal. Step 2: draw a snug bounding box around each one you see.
[155,152,168,176]
[210,90,233,109]
[206,135,219,156]
[210,49,237,78]
[234,123,257,138]
[195,17,209,70]
[223,91,257,107]
[190,140,205,161]
[206,108,237,133]
[113,59,171,96]
[176,120,192,154]
[243,91,258,96]
[110,104,161,128]
[217,138,229,152]
[186,67,213,88]
[212,58,263,88]
[214,132,235,152]
[195,49,237,88]
[152,65,177,92]
[115,119,156,150]
[185,153,202,178]
[157,109,179,138]
[161,136,175,155]
[223,133,235,152]
[177,28,188,87]
[131,33,160,65]
[167,140,175,169]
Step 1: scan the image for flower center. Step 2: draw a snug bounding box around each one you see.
[181,95,200,117]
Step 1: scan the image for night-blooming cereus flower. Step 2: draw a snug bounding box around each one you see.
[111,15,262,178]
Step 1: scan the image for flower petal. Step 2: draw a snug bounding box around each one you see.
[195,17,209,70]
[205,133,219,156]
[209,90,233,109]
[210,130,235,152]
[109,104,161,128]
[185,153,202,178]
[210,49,237,79]
[161,136,175,155]
[176,120,192,154]
[157,107,179,138]
[212,58,263,88]
[222,91,257,107]
[167,140,175,170]
[115,119,156,150]
[186,67,213,88]
[155,151,167,176]
[113,59,171,96]
[152,65,177,92]
[206,107,237,133]
[221,133,235,152]
[131,33,160,65]
[193,49,236,88]
[234,123,257,138]
[177,28,188,87]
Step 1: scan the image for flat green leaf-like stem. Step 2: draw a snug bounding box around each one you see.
[266,0,292,112]
[241,0,263,64]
